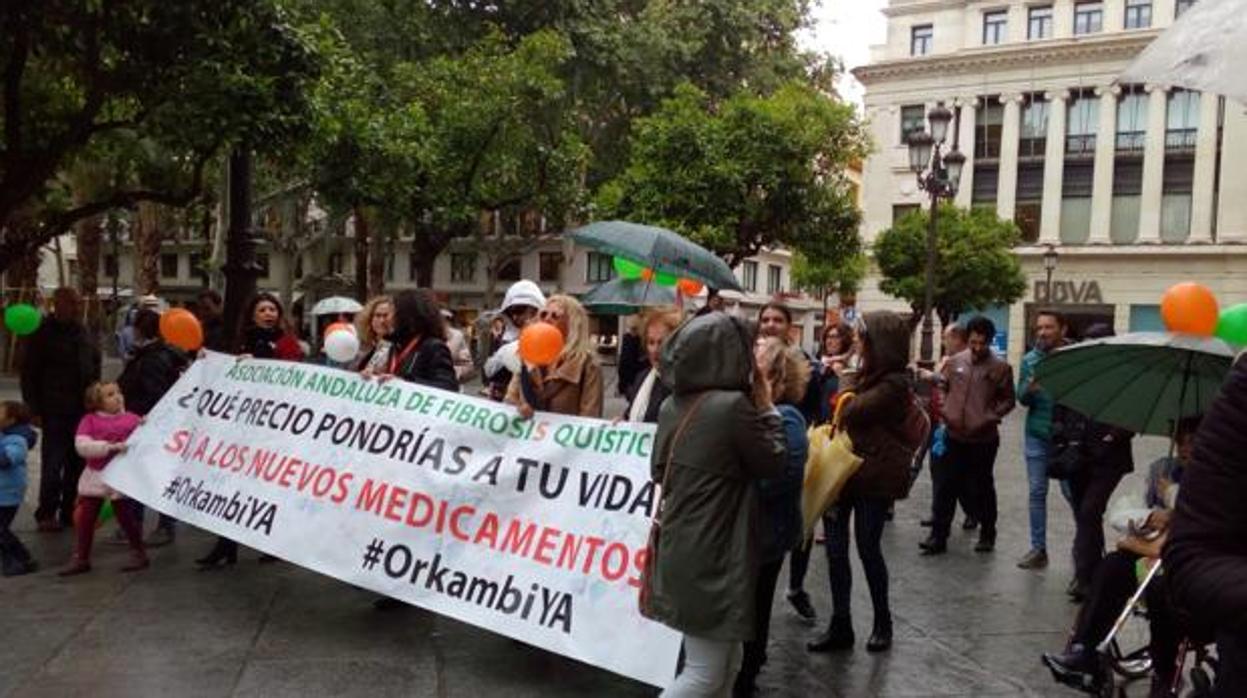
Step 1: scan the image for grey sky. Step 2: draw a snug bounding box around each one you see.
[801,0,888,108]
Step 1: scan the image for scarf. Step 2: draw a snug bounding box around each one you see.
[628,368,659,422]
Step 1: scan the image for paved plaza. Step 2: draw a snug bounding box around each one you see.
[0,371,1169,697]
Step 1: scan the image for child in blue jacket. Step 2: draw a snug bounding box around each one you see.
[0,400,38,576]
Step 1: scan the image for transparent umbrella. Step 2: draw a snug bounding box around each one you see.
[1120,0,1247,103]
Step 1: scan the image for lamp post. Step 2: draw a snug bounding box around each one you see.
[907,102,965,367]
[1042,243,1059,302]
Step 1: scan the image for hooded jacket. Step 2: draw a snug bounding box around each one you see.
[647,313,787,641]
[0,424,38,507]
[20,317,101,416]
[839,311,919,501]
[117,340,189,416]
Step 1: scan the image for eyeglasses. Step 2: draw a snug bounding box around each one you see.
[538,309,565,322]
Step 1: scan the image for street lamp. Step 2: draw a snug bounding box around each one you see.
[907,102,965,366]
[1042,243,1059,302]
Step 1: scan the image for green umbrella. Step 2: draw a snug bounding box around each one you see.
[581,279,678,315]
[1034,332,1235,437]
[570,221,743,292]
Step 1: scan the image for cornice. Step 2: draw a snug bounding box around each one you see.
[854,33,1158,85]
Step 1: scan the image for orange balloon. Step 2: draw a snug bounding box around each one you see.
[640,268,655,282]
[677,278,705,296]
[1160,282,1219,336]
[518,322,564,367]
[159,308,204,351]
[325,321,354,336]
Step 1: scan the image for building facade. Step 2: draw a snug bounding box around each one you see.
[853,0,1243,365]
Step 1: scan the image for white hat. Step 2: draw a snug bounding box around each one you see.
[138,294,161,308]
[500,280,546,313]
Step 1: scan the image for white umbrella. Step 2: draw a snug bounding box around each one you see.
[1120,0,1247,103]
[311,296,363,316]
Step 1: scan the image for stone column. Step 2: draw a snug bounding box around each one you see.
[997,94,1025,221]
[1138,84,1169,242]
[1104,0,1126,32]
[1040,90,1069,243]
[954,97,978,208]
[1089,86,1120,243]
[1190,92,1219,242]
[1053,0,1075,37]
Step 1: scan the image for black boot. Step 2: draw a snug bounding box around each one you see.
[974,530,996,553]
[919,535,947,555]
[808,615,854,652]
[196,537,238,569]
[1042,644,1101,692]
[866,615,892,653]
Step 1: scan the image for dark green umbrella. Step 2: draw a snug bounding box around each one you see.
[570,220,742,292]
[580,279,677,315]
[1034,332,1235,437]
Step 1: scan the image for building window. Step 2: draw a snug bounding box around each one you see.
[1019,94,1049,159]
[892,204,920,223]
[742,260,758,293]
[1124,0,1152,29]
[766,265,782,295]
[586,252,615,284]
[538,252,562,282]
[1116,87,1148,153]
[983,10,1007,45]
[407,253,419,282]
[1062,162,1094,243]
[104,254,119,278]
[1111,160,1144,243]
[385,255,395,282]
[972,165,1000,208]
[1074,1,1104,35]
[1166,89,1200,150]
[256,253,270,280]
[1161,157,1195,241]
[910,24,933,56]
[1175,0,1196,18]
[159,253,179,279]
[329,253,344,275]
[1066,90,1099,156]
[291,254,303,280]
[190,252,206,279]
[900,105,926,144]
[1015,163,1045,243]
[496,258,521,282]
[1028,5,1054,39]
[975,99,1004,159]
[450,253,476,283]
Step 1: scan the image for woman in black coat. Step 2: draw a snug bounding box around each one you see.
[382,290,459,393]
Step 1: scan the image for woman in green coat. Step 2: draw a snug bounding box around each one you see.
[648,313,788,697]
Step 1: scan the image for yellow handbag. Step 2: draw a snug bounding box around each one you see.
[801,392,863,538]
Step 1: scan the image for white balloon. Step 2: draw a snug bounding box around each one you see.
[324,327,360,363]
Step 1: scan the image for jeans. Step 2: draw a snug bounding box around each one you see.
[1024,434,1073,552]
[662,634,739,698]
[35,413,84,525]
[824,497,891,623]
[740,558,784,682]
[932,437,1000,541]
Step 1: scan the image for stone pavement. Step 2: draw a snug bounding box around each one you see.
[0,373,1171,698]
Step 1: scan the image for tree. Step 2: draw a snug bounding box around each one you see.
[791,250,867,296]
[873,204,1027,326]
[597,82,867,269]
[0,0,321,274]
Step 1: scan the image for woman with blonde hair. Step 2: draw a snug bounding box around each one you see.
[355,295,394,374]
[622,307,683,423]
[507,294,603,418]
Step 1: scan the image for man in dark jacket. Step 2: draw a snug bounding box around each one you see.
[20,288,101,530]
[195,289,228,353]
[922,316,1015,555]
[117,309,188,545]
[1165,352,1247,696]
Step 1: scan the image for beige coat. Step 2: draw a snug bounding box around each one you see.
[505,352,604,418]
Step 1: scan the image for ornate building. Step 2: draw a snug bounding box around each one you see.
[854,0,1244,363]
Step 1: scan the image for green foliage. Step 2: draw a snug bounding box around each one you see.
[791,250,867,296]
[873,204,1027,321]
[598,82,868,268]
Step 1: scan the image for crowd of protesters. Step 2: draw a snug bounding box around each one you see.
[3,280,1246,698]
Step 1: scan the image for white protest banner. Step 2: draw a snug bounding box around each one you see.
[104,352,681,687]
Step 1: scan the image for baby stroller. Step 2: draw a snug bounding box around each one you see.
[1092,561,1218,697]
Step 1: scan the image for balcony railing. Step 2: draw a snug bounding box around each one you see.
[1066,134,1097,155]
[1165,128,1197,151]
[1116,131,1146,153]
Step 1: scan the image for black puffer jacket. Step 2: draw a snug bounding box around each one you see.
[117,341,189,416]
[1165,352,1247,636]
[391,337,459,393]
[20,318,101,416]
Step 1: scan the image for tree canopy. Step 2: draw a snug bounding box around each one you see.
[873,204,1027,324]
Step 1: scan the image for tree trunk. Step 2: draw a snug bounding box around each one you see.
[352,206,369,302]
[133,201,162,295]
[75,213,103,339]
[222,147,259,351]
[367,216,388,298]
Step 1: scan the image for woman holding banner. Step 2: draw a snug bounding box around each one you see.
[383,290,458,393]
[506,295,603,419]
[644,312,786,697]
[354,295,394,373]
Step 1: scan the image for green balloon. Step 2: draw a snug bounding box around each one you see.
[3,303,41,336]
[612,256,645,280]
[654,270,678,287]
[1215,303,1247,346]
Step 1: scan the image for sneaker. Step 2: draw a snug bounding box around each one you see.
[144,527,175,548]
[787,590,817,623]
[1017,549,1049,570]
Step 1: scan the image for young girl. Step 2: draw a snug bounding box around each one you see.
[60,382,146,576]
[0,400,38,576]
